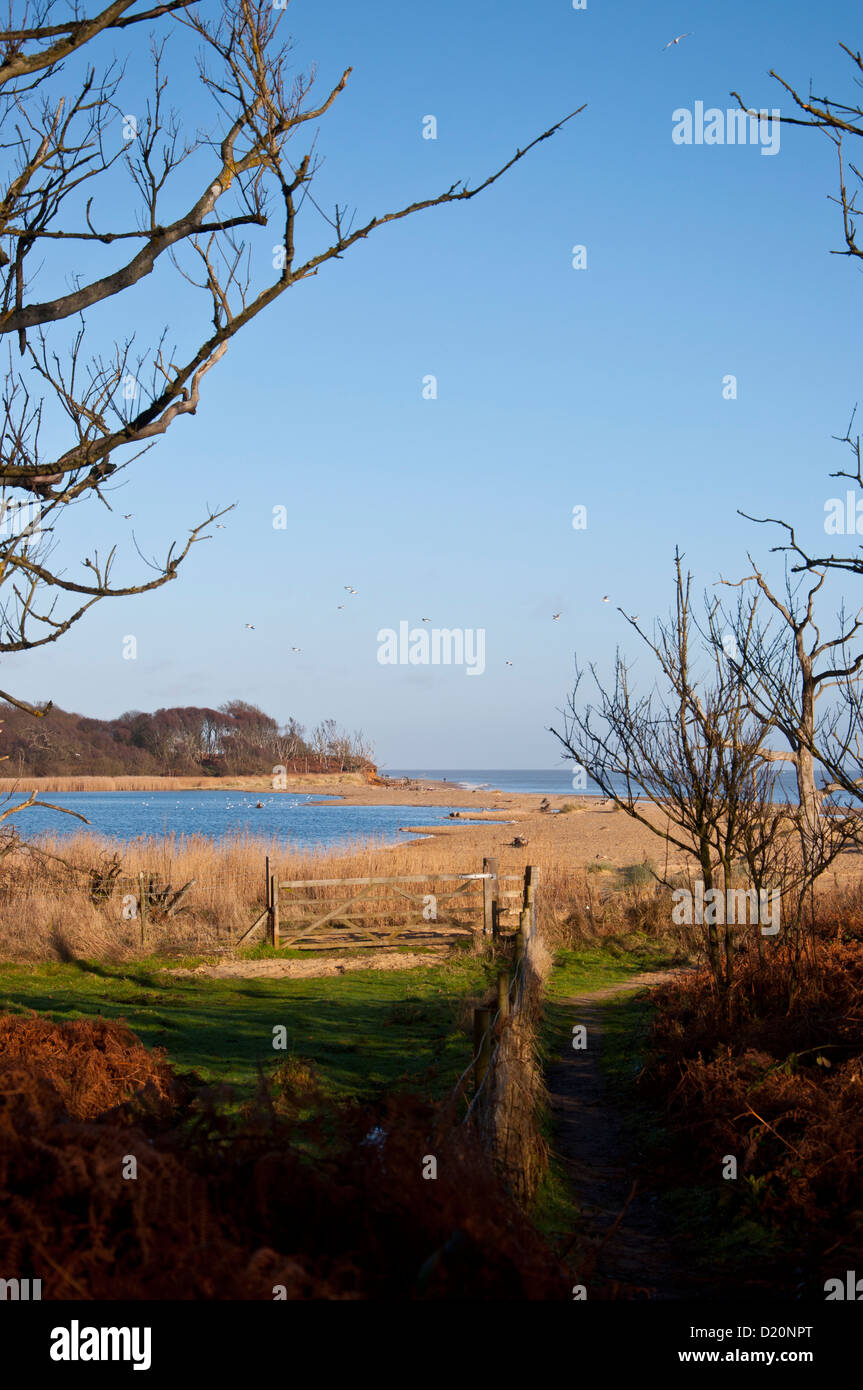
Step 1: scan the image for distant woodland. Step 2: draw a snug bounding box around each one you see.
[0,702,374,778]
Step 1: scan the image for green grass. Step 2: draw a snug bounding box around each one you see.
[0,954,495,1104]
[547,937,681,997]
[530,1148,580,1250]
[541,933,687,1115]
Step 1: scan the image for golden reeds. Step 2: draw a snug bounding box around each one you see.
[0,825,680,962]
[0,773,368,793]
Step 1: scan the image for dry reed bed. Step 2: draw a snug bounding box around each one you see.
[0,773,369,793]
[0,829,636,960]
[0,822,696,961]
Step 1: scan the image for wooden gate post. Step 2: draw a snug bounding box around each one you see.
[482,857,499,937]
[473,1007,492,1092]
[270,873,280,949]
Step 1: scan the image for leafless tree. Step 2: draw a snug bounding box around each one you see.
[551,553,780,1004]
[717,558,863,829]
[730,43,863,590]
[733,42,863,270]
[707,578,861,974]
[554,555,859,997]
[0,0,582,717]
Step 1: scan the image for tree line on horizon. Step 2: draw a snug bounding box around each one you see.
[0,701,374,778]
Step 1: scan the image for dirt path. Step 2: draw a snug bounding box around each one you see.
[546,970,701,1300]
[165,948,451,980]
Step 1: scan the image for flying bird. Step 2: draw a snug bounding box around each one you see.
[663,32,692,49]
[245,623,255,630]
[552,613,561,621]
[216,523,226,530]
[123,513,133,519]
[505,660,513,666]
[602,595,610,603]
[291,646,301,652]
[337,604,345,610]
[422,617,430,623]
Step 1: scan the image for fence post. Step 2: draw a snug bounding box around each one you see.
[138,870,148,949]
[497,970,510,1020]
[519,904,531,942]
[482,857,499,937]
[524,864,539,937]
[473,1007,492,1093]
[270,873,280,949]
[515,920,526,966]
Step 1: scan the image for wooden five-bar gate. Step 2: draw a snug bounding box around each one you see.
[240,857,539,950]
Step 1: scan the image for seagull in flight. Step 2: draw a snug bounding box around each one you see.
[505,660,513,666]
[291,646,301,652]
[552,613,561,621]
[663,32,692,49]
[421,617,430,623]
[245,623,255,630]
[602,595,610,603]
[123,513,133,519]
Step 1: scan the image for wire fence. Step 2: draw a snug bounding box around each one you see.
[441,901,549,1203]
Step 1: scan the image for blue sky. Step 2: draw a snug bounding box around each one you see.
[6,0,863,767]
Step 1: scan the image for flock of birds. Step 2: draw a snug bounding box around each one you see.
[239,585,639,667]
[122,43,702,669]
[135,796,310,810]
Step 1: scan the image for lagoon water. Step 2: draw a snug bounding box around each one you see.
[13,767,808,848]
[15,791,469,850]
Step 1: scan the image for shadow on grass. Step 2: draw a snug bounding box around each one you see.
[0,956,493,1104]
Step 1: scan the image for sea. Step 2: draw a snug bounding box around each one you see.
[390,766,807,801]
[389,772,592,795]
[388,768,588,796]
